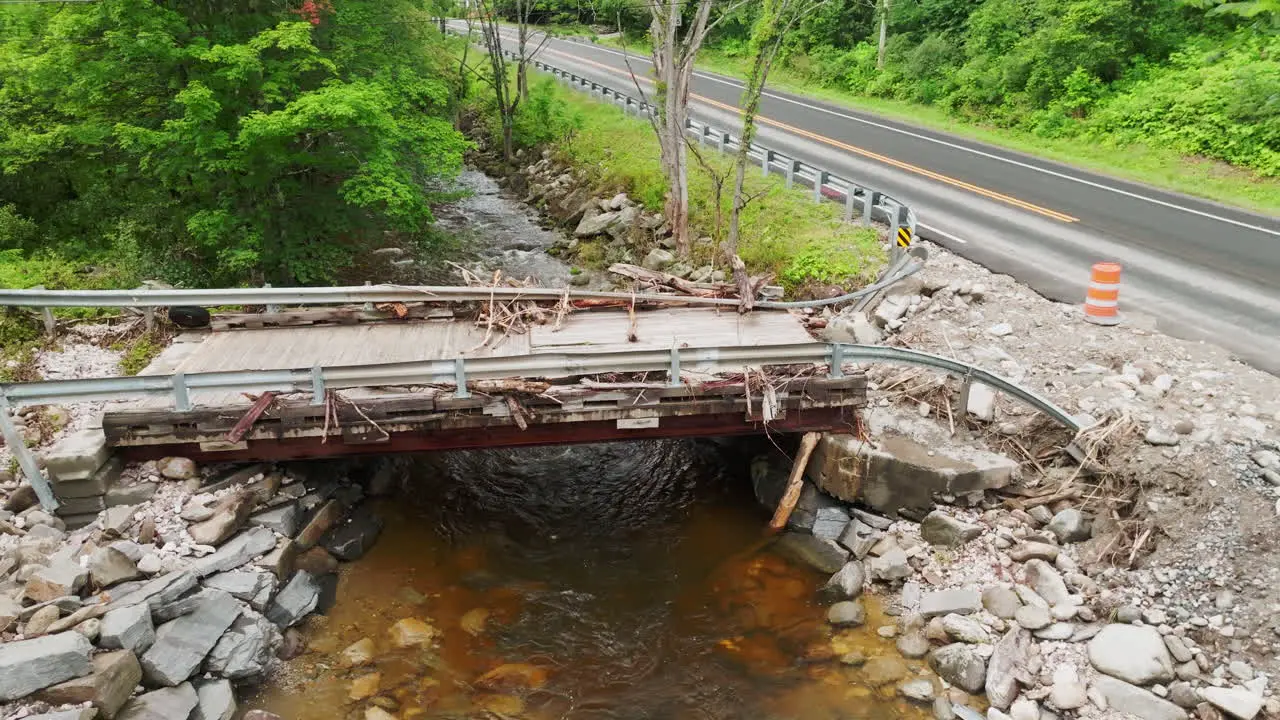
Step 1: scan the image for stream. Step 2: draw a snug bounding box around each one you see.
[245,170,934,720]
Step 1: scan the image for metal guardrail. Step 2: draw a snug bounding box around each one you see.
[0,340,1079,511]
[489,46,919,240]
[0,341,1080,423]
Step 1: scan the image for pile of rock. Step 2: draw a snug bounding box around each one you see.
[0,456,395,720]
[757,470,1275,720]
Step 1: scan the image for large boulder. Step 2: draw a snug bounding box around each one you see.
[929,643,987,694]
[920,512,982,547]
[264,571,320,629]
[189,527,277,578]
[100,604,156,655]
[141,590,241,687]
[1092,676,1187,720]
[820,561,866,601]
[321,506,384,561]
[36,650,142,720]
[188,491,257,547]
[116,683,199,720]
[193,679,236,720]
[0,631,94,701]
[205,611,279,680]
[203,571,276,612]
[1088,624,1175,685]
[574,209,619,237]
[773,533,848,574]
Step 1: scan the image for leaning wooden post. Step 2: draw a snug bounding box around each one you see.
[768,431,823,533]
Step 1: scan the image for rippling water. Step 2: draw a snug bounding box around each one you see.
[247,440,933,720]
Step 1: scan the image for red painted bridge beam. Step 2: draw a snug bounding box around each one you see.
[114,407,856,464]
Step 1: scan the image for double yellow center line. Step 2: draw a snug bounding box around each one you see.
[538,44,1079,224]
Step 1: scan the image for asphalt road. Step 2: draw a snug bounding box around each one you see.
[454,23,1280,374]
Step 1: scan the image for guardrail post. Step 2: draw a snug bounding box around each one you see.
[668,346,682,388]
[310,365,325,406]
[761,148,772,177]
[844,185,857,222]
[829,344,845,379]
[785,159,797,189]
[955,370,973,440]
[0,395,59,512]
[813,170,828,203]
[172,372,191,411]
[453,357,471,399]
[264,283,279,314]
[363,281,374,312]
[718,132,729,152]
[862,190,880,227]
[32,286,55,336]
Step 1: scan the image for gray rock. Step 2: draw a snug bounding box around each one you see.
[247,503,300,537]
[101,505,136,537]
[986,628,1032,710]
[105,571,197,614]
[1015,605,1052,630]
[203,571,276,612]
[868,547,911,581]
[897,631,931,659]
[824,312,883,345]
[189,527,276,578]
[934,697,956,720]
[1047,509,1091,543]
[810,506,851,540]
[1092,675,1187,720]
[1089,623,1175,685]
[930,643,987,694]
[25,605,62,636]
[1009,699,1038,720]
[1227,661,1254,682]
[106,482,158,508]
[942,613,990,643]
[321,506,383,561]
[1168,682,1199,709]
[152,588,221,624]
[837,518,881,558]
[820,561,866,601]
[0,631,94,701]
[900,678,936,702]
[88,547,141,589]
[920,587,982,618]
[35,649,141,719]
[188,492,256,547]
[874,297,909,327]
[1164,635,1194,663]
[641,247,674,270]
[141,589,241,687]
[1034,622,1075,641]
[264,571,319,629]
[827,600,866,626]
[982,586,1022,619]
[774,533,848,574]
[116,683,199,720]
[1201,687,1264,720]
[25,562,89,603]
[100,604,156,654]
[1008,542,1059,563]
[920,512,983,547]
[193,679,236,720]
[1024,560,1070,606]
[205,611,279,680]
[1116,605,1142,623]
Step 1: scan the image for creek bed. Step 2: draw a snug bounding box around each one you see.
[244,440,933,720]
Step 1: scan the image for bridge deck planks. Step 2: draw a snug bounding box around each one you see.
[113,307,813,412]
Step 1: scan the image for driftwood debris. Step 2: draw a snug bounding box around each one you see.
[768,431,823,532]
[226,392,278,443]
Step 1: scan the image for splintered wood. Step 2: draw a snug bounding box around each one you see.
[769,432,823,532]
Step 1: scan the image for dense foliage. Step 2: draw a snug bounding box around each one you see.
[0,0,469,286]
[533,0,1280,177]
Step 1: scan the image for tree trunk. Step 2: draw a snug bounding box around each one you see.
[877,0,890,70]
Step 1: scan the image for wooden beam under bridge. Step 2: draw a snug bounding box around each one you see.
[103,374,866,463]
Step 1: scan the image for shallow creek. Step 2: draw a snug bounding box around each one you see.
[246,172,934,720]
[245,441,934,720]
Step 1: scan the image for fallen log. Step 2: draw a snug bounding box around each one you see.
[769,431,823,532]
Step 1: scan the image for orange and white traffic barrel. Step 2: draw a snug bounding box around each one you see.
[1084,262,1121,326]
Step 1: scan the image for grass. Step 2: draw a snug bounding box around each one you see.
[114,328,168,376]
[550,82,886,291]
[570,34,1280,215]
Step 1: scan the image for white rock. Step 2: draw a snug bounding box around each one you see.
[1088,624,1175,685]
[1202,686,1264,720]
[967,383,997,421]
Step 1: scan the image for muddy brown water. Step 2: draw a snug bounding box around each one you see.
[245,440,937,720]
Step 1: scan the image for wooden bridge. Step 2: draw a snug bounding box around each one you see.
[95,306,865,462]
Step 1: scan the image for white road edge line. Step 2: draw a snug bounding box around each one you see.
[513,29,1280,239]
[918,223,968,245]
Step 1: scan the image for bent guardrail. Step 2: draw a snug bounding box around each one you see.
[0,339,1080,510]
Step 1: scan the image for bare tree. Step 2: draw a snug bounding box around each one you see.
[639,0,744,257]
[469,0,551,161]
[723,0,826,273]
[876,0,891,69]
